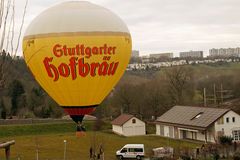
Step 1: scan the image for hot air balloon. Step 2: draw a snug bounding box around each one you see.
[22,1,131,131]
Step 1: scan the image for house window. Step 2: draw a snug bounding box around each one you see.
[226,117,229,123]
[233,117,235,123]
[132,119,136,124]
[232,130,240,141]
[169,126,174,138]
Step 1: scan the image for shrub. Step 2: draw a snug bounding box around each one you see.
[219,135,233,145]
[233,152,240,160]
[180,154,191,160]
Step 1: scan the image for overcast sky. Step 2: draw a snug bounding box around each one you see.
[14,0,240,56]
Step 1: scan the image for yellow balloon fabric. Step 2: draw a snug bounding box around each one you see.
[22,2,131,116]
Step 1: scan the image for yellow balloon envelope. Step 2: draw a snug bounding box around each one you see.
[23,1,131,123]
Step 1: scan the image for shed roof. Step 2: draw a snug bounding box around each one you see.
[156,106,230,129]
[111,114,134,126]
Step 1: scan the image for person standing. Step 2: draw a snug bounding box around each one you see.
[89,146,93,159]
[99,144,104,160]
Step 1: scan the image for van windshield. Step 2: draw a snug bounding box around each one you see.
[120,148,127,153]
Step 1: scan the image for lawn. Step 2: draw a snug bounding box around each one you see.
[0,122,201,160]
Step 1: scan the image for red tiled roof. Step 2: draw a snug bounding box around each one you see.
[111,114,134,126]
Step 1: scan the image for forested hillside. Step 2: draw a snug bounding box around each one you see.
[0,53,62,119]
[97,61,240,119]
[1,53,240,120]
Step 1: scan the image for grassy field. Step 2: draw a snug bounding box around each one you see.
[0,121,101,138]
[0,122,201,160]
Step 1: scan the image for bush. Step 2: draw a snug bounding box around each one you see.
[180,154,191,160]
[18,108,35,118]
[219,135,233,145]
[1,110,6,119]
[24,111,35,118]
[233,152,240,160]
[93,119,104,131]
[0,99,6,119]
[213,153,220,160]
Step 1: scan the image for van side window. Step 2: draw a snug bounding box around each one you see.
[129,148,135,152]
[121,148,127,153]
[134,148,143,152]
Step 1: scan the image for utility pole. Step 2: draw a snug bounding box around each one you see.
[203,88,207,107]
[220,84,223,103]
[203,84,233,106]
[63,140,67,160]
[213,84,217,105]
[36,141,39,160]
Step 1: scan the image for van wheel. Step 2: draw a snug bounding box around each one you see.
[136,155,141,160]
[118,155,123,160]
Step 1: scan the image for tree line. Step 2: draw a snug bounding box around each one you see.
[0,53,62,119]
[1,0,240,120]
[1,53,240,120]
[96,62,240,120]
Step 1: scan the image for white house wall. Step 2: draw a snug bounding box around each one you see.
[207,126,216,143]
[122,117,146,136]
[156,124,175,138]
[112,117,146,136]
[156,124,160,135]
[215,110,240,137]
[156,124,216,143]
[164,125,170,137]
[196,131,206,141]
[112,125,123,135]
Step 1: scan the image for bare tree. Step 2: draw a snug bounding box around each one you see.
[0,0,11,51]
[113,83,133,114]
[10,0,15,55]
[0,0,28,55]
[165,66,193,105]
[6,0,14,53]
[14,0,28,57]
[0,0,28,90]
[0,0,5,30]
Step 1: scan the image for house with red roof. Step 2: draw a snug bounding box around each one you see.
[111,114,146,136]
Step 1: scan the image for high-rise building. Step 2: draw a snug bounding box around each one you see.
[131,50,140,58]
[226,48,235,56]
[141,55,150,63]
[209,48,219,57]
[235,48,240,56]
[179,51,203,58]
[219,48,226,56]
[149,53,173,59]
[209,47,240,57]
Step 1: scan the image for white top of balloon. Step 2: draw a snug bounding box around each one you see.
[24,1,130,36]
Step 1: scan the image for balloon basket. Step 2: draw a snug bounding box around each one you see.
[76,131,86,137]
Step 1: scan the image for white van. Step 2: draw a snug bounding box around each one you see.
[116,144,144,160]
